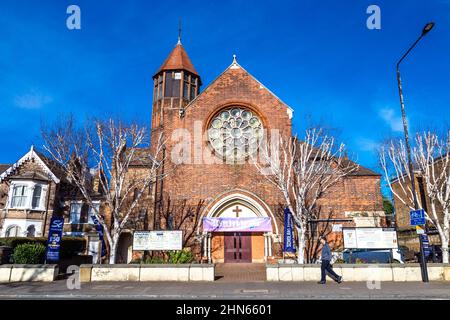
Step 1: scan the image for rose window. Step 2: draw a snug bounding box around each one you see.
[208,107,263,160]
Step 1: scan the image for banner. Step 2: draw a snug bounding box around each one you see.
[283,208,296,253]
[91,214,107,257]
[202,217,272,232]
[45,216,64,262]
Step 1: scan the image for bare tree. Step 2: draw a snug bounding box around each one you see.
[42,116,165,264]
[160,196,205,248]
[305,208,335,263]
[253,128,358,263]
[381,130,450,263]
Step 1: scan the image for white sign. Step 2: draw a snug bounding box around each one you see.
[343,228,398,249]
[343,229,357,248]
[133,230,183,251]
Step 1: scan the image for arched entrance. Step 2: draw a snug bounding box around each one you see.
[200,192,278,263]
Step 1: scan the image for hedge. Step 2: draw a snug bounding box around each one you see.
[12,243,46,264]
[0,237,86,259]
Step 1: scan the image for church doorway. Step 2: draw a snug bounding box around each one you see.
[224,232,252,263]
[200,192,279,264]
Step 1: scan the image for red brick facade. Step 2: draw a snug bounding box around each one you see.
[145,43,385,263]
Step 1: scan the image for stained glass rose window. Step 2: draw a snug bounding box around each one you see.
[208,107,263,160]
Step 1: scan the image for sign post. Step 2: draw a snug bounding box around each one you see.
[409,209,429,282]
[45,216,64,263]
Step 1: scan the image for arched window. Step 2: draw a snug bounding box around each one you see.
[6,225,22,237]
[27,225,36,237]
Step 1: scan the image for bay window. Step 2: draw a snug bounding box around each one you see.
[8,182,46,210]
[11,185,28,208]
[31,185,42,209]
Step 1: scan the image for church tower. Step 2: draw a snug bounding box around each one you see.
[150,36,201,230]
[151,38,201,127]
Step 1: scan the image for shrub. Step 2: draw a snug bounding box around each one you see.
[12,243,46,264]
[0,237,86,260]
[137,249,194,264]
[167,249,194,264]
[142,256,165,264]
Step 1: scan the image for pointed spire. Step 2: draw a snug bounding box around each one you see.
[177,18,182,45]
[154,40,199,77]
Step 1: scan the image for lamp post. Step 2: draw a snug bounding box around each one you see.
[396,22,434,283]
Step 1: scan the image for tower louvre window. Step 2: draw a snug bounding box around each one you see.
[164,71,181,97]
[183,73,189,99]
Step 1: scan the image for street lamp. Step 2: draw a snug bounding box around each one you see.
[396,22,434,283]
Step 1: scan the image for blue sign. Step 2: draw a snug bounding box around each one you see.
[410,209,426,226]
[45,216,64,262]
[420,234,431,256]
[283,208,296,253]
[91,214,107,258]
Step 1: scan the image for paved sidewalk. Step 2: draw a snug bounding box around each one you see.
[0,281,449,299]
[215,263,266,282]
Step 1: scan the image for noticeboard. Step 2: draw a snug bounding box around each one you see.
[343,228,398,249]
[133,230,183,251]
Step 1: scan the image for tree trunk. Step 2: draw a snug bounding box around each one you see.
[442,216,449,263]
[442,240,449,264]
[109,233,119,264]
[296,226,305,264]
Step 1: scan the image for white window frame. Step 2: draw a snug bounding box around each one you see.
[69,201,83,224]
[7,181,47,210]
[5,225,22,237]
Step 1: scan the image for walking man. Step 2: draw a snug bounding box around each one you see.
[318,236,342,284]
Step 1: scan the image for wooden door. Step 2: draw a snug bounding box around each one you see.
[224,232,252,263]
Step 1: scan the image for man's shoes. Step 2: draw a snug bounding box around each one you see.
[317,281,326,284]
[336,276,343,284]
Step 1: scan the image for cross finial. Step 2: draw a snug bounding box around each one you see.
[232,54,237,64]
[177,18,182,45]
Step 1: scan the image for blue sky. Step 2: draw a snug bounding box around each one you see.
[1,0,449,194]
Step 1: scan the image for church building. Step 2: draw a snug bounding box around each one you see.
[138,37,386,264]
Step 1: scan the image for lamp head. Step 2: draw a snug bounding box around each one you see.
[422,22,435,35]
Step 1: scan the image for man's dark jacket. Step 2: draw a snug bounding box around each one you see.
[321,242,332,261]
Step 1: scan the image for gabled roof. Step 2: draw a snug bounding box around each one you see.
[0,146,61,183]
[0,164,11,175]
[183,55,294,117]
[154,42,199,77]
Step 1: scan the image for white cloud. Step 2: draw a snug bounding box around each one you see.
[356,137,380,152]
[379,107,404,132]
[14,90,52,109]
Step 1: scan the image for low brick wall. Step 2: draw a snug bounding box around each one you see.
[80,264,215,282]
[267,264,450,282]
[0,264,58,282]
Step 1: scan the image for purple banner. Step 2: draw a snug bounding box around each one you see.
[202,217,272,232]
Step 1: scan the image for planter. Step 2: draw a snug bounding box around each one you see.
[9,264,58,282]
[91,264,140,281]
[81,263,215,282]
[267,263,450,282]
[0,265,12,283]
